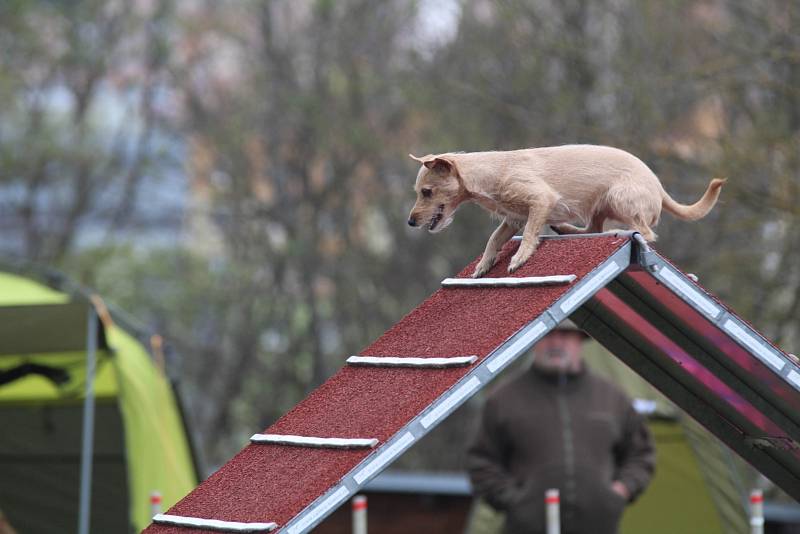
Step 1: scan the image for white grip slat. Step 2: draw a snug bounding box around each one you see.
[152,514,277,532]
[441,275,576,288]
[346,355,477,368]
[250,434,378,449]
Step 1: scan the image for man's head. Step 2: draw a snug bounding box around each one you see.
[531,321,589,374]
[407,154,467,233]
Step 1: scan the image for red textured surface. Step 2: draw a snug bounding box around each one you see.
[267,367,468,442]
[362,236,627,358]
[157,446,370,528]
[143,235,627,534]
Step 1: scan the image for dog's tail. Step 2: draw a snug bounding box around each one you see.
[661,178,726,221]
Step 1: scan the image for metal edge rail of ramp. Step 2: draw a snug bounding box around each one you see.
[144,232,800,534]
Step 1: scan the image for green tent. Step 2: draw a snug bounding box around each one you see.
[467,341,750,534]
[0,262,198,533]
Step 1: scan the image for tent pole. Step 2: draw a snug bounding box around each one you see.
[78,307,98,534]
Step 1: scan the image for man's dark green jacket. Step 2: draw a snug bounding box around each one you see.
[467,365,655,534]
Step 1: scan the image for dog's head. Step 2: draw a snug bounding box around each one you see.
[407,154,466,233]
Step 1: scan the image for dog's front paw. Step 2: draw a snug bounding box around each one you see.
[508,247,534,273]
[472,256,496,278]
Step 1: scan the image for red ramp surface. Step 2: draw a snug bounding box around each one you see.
[145,232,800,532]
[144,235,630,533]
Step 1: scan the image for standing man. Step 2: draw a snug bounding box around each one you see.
[467,320,655,534]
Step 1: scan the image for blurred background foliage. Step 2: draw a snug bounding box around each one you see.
[1,0,798,472]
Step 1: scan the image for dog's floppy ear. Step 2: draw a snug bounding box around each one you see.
[409,154,456,176]
[409,153,438,165]
[424,157,454,174]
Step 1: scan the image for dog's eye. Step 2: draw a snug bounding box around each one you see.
[421,188,433,198]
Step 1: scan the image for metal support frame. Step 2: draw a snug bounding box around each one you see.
[572,295,800,499]
[571,236,800,501]
[78,307,98,534]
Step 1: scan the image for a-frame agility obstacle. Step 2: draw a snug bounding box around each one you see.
[145,232,800,533]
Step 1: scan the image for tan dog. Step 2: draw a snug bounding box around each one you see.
[407,145,725,278]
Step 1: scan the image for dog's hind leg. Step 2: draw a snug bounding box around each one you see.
[628,220,657,241]
[551,212,606,235]
[587,212,607,233]
[603,182,661,240]
[608,214,657,241]
[550,223,585,235]
[605,190,659,241]
[473,219,517,278]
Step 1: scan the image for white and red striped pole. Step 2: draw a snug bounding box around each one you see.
[545,489,560,534]
[750,489,764,534]
[150,491,162,517]
[352,494,367,534]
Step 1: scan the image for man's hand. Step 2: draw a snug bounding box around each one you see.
[611,481,630,501]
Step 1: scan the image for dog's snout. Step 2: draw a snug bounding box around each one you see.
[407,216,418,227]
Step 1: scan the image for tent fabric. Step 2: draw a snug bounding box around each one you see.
[0,268,197,532]
[0,351,119,401]
[108,324,198,529]
[0,271,69,304]
[0,302,104,356]
[0,402,130,533]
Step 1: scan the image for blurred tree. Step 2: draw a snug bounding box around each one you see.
[163,0,496,463]
[699,1,800,351]
[5,0,799,485]
[0,0,177,262]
